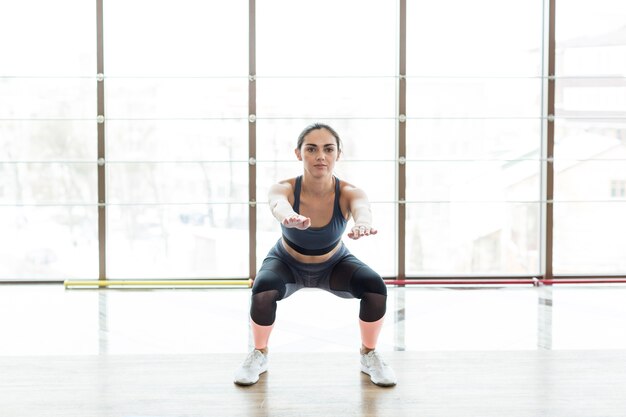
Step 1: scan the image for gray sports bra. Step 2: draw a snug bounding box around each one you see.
[280,176,348,256]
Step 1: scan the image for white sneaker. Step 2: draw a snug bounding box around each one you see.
[360,350,397,387]
[234,349,268,386]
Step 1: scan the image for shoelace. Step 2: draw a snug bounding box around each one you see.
[242,350,263,367]
[366,352,387,368]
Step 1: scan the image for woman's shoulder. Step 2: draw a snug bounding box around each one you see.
[277,177,298,188]
[338,178,369,201]
[338,178,358,193]
[269,177,297,195]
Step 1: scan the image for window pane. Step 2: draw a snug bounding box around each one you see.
[556,0,626,77]
[554,203,626,274]
[104,0,248,76]
[0,121,95,161]
[257,0,396,76]
[406,0,543,76]
[0,0,95,76]
[0,0,97,281]
[0,207,98,279]
[406,119,541,159]
[406,203,540,275]
[107,161,248,278]
[406,121,541,275]
[108,163,247,204]
[406,79,541,118]
[555,23,626,120]
[406,161,540,202]
[0,164,96,205]
[107,204,248,278]
[0,79,95,119]
[257,78,395,118]
[104,0,249,280]
[555,159,626,201]
[106,120,248,161]
[554,121,626,274]
[558,85,626,114]
[105,79,247,119]
[0,161,97,279]
[405,0,544,277]
[554,0,626,276]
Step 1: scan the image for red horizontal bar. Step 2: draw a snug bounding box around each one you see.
[384,279,626,286]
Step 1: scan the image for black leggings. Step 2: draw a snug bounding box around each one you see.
[250,255,387,326]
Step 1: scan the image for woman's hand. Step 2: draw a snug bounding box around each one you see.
[347,223,378,240]
[282,214,312,230]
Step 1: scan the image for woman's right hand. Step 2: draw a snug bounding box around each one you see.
[282,214,311,230]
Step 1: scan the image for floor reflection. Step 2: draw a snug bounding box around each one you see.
[0,284,624,356]
[98,291,108,355]
[537,284,553,350]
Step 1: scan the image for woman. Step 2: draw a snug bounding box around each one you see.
[234,123,396,387]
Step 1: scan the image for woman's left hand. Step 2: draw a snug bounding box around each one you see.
[347,224,378,240]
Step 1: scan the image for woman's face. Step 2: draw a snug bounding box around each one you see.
[295,128,340,178]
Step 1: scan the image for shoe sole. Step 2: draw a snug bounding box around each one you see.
[361,366,397,387]
[233,367,268,386]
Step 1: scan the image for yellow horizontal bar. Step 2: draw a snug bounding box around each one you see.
[64,279,252,288]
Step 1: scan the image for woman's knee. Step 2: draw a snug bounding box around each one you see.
[250,259,293,325]
[350,266,387,299]
[252,260,291,299]
[250,289,280,324]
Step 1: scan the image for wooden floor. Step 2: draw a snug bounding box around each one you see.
[2,350,626,417]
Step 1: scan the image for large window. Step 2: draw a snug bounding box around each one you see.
[104,0,249,278]
[255,0,397,276]
[405,0,543,275]
[0,0,98,279]
[1,1,625,281]
[553,0,626,274]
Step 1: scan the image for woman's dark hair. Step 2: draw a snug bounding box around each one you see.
[296,123,342,153]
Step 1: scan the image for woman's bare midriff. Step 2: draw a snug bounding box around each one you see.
[280,237,342,264]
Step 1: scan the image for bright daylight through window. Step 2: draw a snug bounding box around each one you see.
[0,0,624,280]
